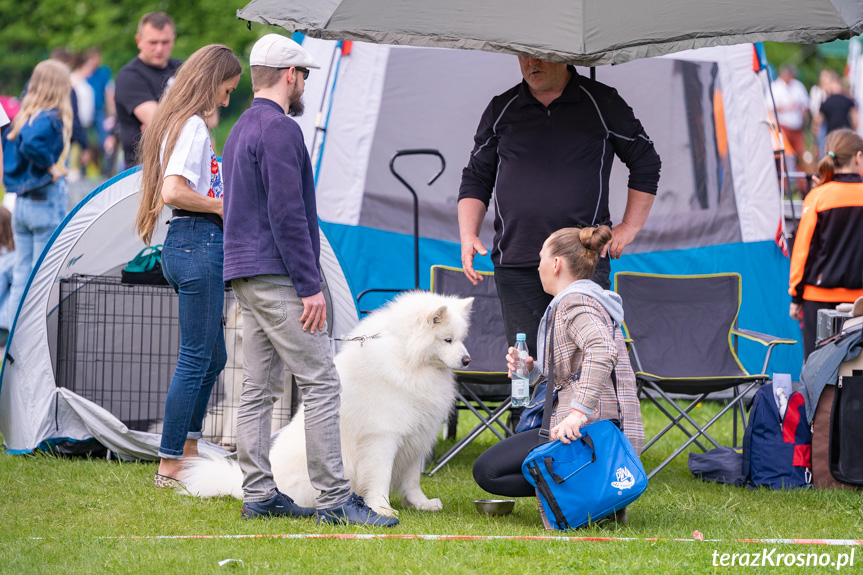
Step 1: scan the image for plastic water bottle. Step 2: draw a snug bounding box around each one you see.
[511,333,530,407]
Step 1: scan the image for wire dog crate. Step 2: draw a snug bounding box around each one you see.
[57,274,297,450]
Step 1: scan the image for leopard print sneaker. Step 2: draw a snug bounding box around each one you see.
[154,473,184,489]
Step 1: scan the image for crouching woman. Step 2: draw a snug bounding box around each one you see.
[473,226,644,511]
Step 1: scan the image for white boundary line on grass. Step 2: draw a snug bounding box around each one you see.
[30,534,863,546]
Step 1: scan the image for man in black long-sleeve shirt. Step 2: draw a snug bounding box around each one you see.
[458,57,661,356]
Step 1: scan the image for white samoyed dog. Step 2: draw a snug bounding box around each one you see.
[181,291,474,517]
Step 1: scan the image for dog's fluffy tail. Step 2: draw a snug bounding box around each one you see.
[180,455,243,499]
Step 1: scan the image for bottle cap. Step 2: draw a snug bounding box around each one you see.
[515,333,526,342]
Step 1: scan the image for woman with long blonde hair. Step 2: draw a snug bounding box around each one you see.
[3,59,73,332]
[134,44,241,488]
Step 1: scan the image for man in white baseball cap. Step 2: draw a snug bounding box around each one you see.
[248,34,320,116]
[221,35,398,528]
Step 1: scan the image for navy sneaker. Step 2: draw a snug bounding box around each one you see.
[315,493,399,527]
[241,489,315,520]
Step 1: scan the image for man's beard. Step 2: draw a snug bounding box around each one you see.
[288,83,304,117]
[288,97,304,117]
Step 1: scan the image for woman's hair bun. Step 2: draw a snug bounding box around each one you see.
[579,225,613,254]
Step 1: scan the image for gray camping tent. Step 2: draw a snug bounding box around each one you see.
[237,0,863,66]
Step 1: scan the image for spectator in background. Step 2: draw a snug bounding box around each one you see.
[71,53,96,132]
[84,48,117,176]
[115,12,182,167]
[69,51,97,181]
[772,65,809,170]
[3,60,72,331]
[789,129,863,358]
[46,48,89,160]
[819,74,858,135]
[0,99,10,193]
[0,206,14,346]
[810,69,838,158]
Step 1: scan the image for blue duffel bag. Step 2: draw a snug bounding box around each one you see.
[522,419,647,530]
[521,314,647,530]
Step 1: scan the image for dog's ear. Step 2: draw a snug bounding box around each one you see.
[461,297,474,315]
[428,305,448,325]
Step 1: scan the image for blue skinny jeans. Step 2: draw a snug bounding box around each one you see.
[9,179,67,328]
[158,217,227,459]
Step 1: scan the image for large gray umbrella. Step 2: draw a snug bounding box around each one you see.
[237,0,863,66]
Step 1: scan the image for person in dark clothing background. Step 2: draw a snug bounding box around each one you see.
[115,12,182,167]
[819,81,858,135]
[458,56,661,357]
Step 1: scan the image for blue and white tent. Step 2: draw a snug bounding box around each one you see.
[0,40,805,456]
[294,38,803,376]
[0,168,358,456]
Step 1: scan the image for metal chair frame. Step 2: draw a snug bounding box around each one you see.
[616,272,797,479]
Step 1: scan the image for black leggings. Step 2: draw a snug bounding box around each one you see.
[472,429,542,497]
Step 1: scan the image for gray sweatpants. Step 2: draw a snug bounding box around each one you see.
[231,277,351,508]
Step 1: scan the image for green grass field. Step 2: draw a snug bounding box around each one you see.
[1,400,861,574]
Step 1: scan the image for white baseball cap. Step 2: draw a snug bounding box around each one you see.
[250,34,321,69]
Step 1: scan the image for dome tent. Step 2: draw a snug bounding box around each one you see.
[0,167,359,457]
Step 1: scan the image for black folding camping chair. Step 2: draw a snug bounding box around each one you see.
[614,272,796,479]
[425,265,514,476]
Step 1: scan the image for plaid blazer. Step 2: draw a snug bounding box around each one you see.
[543,293,644,454]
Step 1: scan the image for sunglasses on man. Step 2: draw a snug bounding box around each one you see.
[295,66,310,80]
[277,66,310,80]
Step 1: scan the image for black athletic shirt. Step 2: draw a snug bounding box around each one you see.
[459,67,661,268]
[115,57,182,166]
[820,94,856,134]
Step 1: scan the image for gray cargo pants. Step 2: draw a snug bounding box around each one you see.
[231,276,351,508]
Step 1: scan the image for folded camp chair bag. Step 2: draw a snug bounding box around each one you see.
[829,374,863,486]
[688,446,746,487]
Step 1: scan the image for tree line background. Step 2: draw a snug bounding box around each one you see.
[0,0,262,110]
[0,1,849,118]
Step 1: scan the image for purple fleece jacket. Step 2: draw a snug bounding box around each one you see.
[222,98,322,297]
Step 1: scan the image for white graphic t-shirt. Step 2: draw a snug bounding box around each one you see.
[162,115,222,199]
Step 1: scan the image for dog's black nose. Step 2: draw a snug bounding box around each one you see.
[461,355,471,367]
